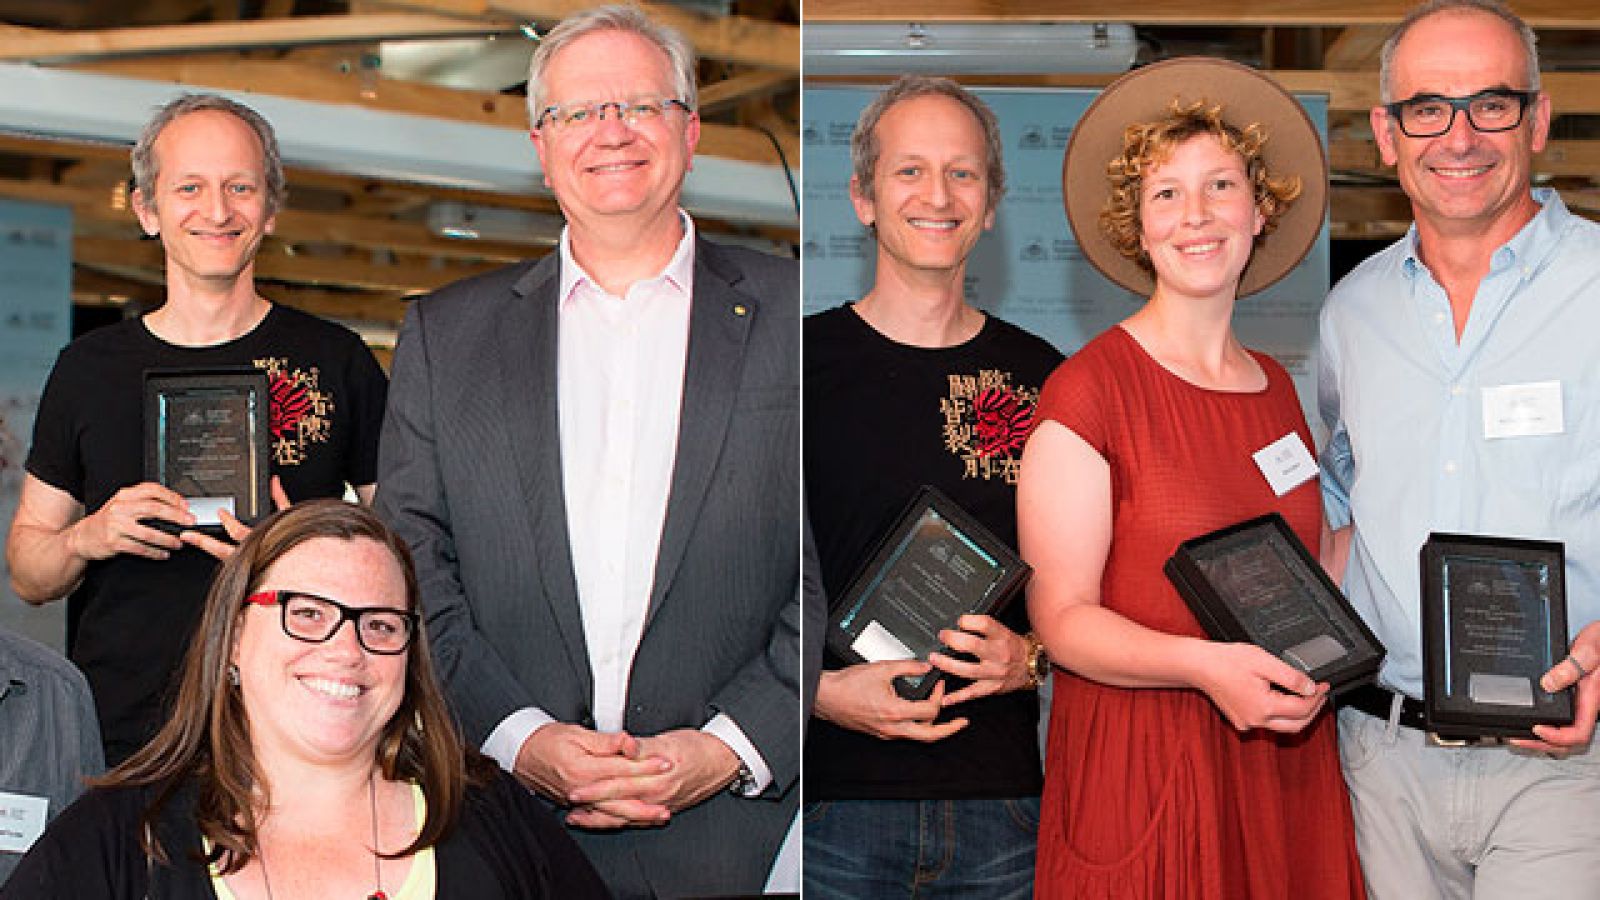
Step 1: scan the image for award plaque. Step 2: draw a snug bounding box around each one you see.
[1165,513,1384,694]
[143,368,271,533]
[1421,533,1572,739]
[826,486,1032,700]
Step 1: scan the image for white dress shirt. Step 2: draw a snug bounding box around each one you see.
[483,214,769,794]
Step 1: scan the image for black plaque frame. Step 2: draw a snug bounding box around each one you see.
[1421,532,1572,739]
[826,485,1032,701]
[143,367,271,533]
[1165,513,1384,695]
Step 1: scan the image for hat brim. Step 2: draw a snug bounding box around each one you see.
[1062,56,1327,298]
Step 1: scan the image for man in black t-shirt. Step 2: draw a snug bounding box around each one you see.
[5,94,386,765]
[804,77,1062,898]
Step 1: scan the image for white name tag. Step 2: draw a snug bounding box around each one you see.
[1253,432,1319,497]
[0,791,48,855]
[850,619,915,663]
[1483,381,1564,439]
[185,496,235,527]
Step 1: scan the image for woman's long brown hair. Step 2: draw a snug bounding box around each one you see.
[98,499,488,874]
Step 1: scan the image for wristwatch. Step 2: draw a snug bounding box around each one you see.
[1023,633,1051,689]
[728,761,757,796]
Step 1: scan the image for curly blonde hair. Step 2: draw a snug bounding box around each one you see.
[1099,99,1301,273]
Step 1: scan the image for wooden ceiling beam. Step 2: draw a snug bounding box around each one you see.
[0,177,537,263]
[68,56,525,128]
[0,15,518,63]
[699,69,796,115]
[72,267,164,305]
[275,207,533,261]
[72,234,504,293]
[0,133,565,215]
[1331,184,1410,223]
[56,56,791,167]
[258,284,411,325]
[815,70,1600,115]
[1329,185,1599,238]
[1322,24,1389,69]
[370,0,799,71]
[71,265,413,330]
[801,1,1596,28]
[1329,138,1600,180]
[122,0,220,27]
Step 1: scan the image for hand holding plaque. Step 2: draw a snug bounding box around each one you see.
[1165,513,1385,695]
[1421,533,1573,739]
[826,486,1032,701]
[143,368,271,536]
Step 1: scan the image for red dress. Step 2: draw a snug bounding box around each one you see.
[1033,327,1364,899]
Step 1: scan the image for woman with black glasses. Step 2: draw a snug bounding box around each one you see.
[1,499,609,899]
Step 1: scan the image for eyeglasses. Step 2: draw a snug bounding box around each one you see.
[1383,89,1537,138]
[534,97,693,132]
[244,590,418,656]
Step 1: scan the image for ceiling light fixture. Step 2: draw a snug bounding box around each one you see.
[803,22,1137,75]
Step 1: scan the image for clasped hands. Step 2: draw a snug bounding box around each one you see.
[515,723,741,830]
[814,614,1030,742]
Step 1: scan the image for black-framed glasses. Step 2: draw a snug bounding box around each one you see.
[534,97,692,132]
[244,590,418,656]
[1383,89,1537,138]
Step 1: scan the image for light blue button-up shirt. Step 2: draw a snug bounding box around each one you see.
[1320,190,1600,698]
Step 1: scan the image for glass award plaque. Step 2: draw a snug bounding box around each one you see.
[143,367,271,533]
[1165,513,1384,694]
[1421,533,1572,739]
[826,485,1032,701]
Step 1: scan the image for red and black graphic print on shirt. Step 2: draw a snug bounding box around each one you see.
[255,356,334,466]
[939,368,1040,484]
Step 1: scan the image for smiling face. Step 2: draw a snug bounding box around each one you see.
[530,28,699,242]
[132,109,276,291]
[1374,8,1548,240]
[852,92,995,282]
[1138,133,1264,304]
[232,536,408,767]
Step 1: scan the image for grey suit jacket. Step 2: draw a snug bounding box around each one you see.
[376,238,799,899]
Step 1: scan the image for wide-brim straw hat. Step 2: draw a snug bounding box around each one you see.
[1062,56,1327,298]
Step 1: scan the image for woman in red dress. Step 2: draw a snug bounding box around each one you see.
[1019,58,1365,898]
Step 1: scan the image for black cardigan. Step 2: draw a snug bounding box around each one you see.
[0,769,611,899]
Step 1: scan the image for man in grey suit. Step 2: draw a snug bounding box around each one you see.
[375,6,798,898]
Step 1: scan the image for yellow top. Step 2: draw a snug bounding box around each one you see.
[206,782,436,900]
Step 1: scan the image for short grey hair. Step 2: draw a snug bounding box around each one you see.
[131,93,286,215]
[1379,0,1540,103]
[851,76,1006,214]
[525,4,698,128]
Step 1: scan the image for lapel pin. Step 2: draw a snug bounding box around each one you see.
[732,304,747,317]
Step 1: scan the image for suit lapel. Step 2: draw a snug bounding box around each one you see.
[646,240,753,625]
[500,257,593,701]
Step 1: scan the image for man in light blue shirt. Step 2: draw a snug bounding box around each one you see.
[1320,1,1600,895]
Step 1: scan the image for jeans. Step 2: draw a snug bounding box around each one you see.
[803,796,1039,899]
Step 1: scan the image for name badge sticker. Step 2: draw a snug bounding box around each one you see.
[1253,432,1319,497]
[1483,381,1564,439]
[0,790,48,855]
